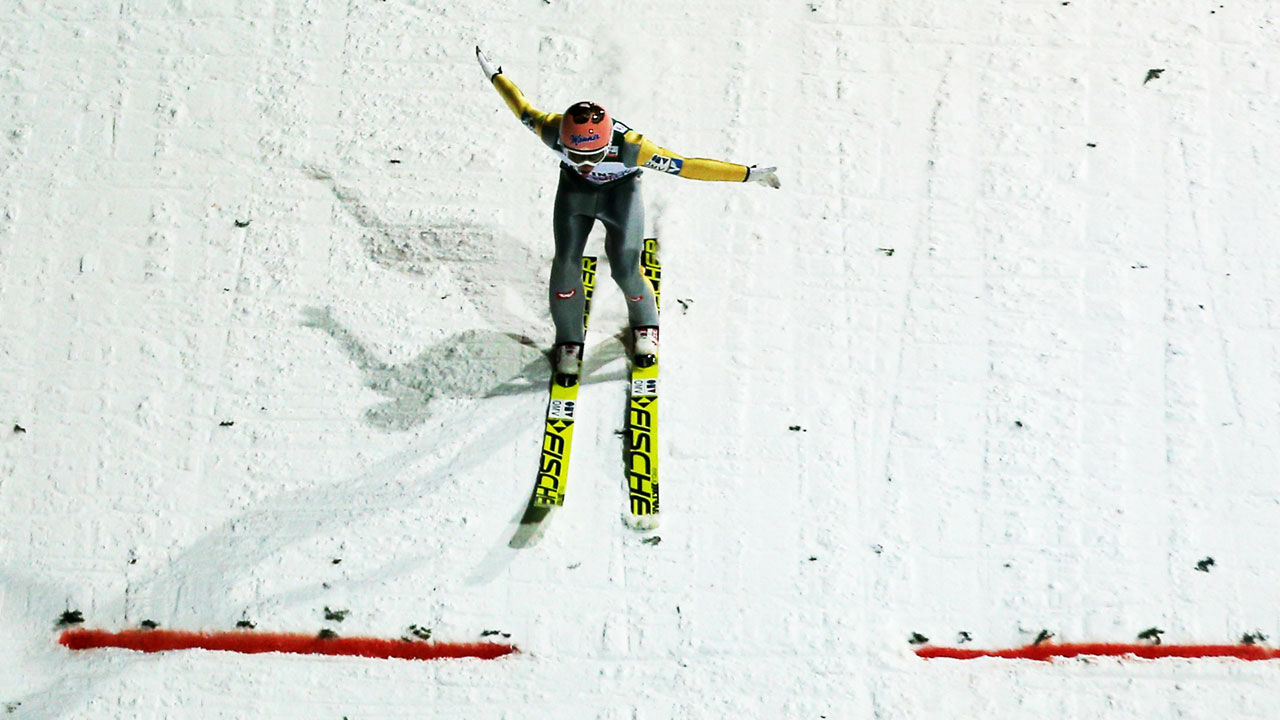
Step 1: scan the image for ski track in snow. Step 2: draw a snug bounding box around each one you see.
[3,0,1280,718]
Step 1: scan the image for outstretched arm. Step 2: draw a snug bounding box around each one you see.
[630,133,780,188]
[476,46,560,148]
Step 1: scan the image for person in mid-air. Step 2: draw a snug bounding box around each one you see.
[475,46,780,386]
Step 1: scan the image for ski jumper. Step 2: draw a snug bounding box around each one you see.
[488,73,753,344]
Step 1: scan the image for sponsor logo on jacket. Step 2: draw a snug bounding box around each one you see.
[644,155,684,174]
[586,169,632,182]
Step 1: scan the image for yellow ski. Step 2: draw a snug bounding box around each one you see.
[625,238,660,527]
[531,256,596,507]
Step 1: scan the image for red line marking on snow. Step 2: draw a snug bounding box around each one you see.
[916,643,1280,662]
[59,628,517,662]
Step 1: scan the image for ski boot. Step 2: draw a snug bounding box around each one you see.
[632,326,658,368]
[552,342,584,388]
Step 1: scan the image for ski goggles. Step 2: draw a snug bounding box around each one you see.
[567,102,607,125]
[565,146,609,168]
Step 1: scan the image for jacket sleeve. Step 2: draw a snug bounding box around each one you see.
[627,133,750,182]
[491,74,561,149]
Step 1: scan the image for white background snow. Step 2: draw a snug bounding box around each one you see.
[3,0,1280,717]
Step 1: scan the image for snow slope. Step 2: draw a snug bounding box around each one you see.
[3,0,1280,717]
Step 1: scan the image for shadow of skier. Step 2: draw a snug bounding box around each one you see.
[306,164,547,332]
[300,306,550,430]
[302,307,631,431]
[301,164,630,559]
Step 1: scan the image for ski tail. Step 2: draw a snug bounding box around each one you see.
[581,255,597,333]
[641,237,660,309]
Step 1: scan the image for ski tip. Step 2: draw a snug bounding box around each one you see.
[510,507,556,548]
[623,513,660,533]
[519,504,555,524]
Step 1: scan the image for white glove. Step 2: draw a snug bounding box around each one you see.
[476,45,501,81]
[746,165,781,189]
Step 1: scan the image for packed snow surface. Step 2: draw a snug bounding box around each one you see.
[3,0,1280,718]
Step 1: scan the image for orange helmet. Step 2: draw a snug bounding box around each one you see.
[559,101,612,155]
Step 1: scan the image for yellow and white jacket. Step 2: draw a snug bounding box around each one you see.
[491,74,750,186]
